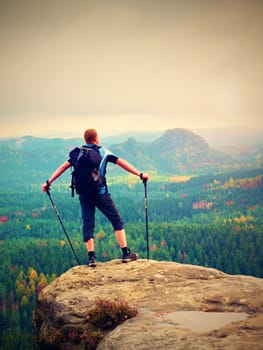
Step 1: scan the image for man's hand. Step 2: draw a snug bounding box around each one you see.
[140,173,149,182]
[41,181,50,192]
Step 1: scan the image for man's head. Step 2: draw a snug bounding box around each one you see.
[84,129,98,144]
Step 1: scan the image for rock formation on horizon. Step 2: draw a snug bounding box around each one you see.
[32,260,263,350]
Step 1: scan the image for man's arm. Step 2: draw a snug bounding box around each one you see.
[116,158,149,181]
[41,161,71,192]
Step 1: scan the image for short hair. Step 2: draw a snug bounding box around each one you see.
[84,129,98,144]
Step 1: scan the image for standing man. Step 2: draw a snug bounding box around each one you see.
[41,129,149,267]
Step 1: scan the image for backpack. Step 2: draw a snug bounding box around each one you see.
[69,146,103,197]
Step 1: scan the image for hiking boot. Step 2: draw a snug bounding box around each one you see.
[87,255,96,267]
[122,248,138,263]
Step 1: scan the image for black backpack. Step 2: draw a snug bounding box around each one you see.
[69,146,103,197]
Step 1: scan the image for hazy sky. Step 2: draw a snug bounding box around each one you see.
[1,0,263,138]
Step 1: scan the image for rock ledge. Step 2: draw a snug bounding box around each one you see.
[33,260,263,349]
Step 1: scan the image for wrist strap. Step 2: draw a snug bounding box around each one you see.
[140,173,143,180]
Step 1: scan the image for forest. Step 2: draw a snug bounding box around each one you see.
[0,166,262,349]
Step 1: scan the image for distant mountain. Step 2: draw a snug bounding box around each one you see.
[150,128,231,174]
[100,126,263,146]
[100,131,163,144]
[0,129,262,188]
[108,128,235,174]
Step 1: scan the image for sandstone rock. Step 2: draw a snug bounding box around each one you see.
[32,260,263,349]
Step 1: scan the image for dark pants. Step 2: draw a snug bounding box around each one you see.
[79,193,124,242]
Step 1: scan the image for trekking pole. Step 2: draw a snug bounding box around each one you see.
[143,178,149,261]
[45,181,81,265]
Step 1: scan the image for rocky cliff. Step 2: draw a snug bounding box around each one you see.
[32,260,263,350]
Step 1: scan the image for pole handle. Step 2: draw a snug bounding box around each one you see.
[46,180,51,195]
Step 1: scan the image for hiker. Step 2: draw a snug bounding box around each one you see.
[41,128,149,267]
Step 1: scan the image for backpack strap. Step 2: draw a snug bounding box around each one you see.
[70,175,75,197]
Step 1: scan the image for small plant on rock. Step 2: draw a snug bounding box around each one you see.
[87,298,138,330]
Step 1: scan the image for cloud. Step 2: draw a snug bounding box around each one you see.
[0,0,263,137]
